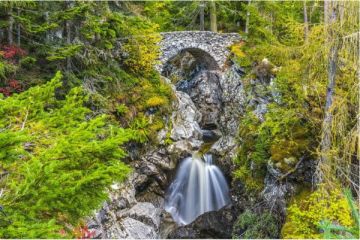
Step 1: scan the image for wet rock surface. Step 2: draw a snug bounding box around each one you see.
[169,91,203,142]
[168,205,235,239]
[176,71,223,128]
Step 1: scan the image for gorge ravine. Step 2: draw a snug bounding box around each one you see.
[86,45,250,238]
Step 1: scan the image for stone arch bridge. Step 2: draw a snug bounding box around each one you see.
[157,31,241,73]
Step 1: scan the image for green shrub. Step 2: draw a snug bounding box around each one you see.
[232,210,279,239]
[116,103,129,116]
[0,72,135,238]
[234,111,267,193]
[19,56,37,69]
[234,104,314,194]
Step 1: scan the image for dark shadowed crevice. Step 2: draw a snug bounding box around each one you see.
[161,48,219,79]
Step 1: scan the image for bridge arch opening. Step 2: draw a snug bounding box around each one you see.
[160,47,223,129]
[161,48,220,79]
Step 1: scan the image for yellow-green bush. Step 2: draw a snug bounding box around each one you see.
[281,187,354,239]
[146,96,168,108]
[119,15,161,76]
[230,42,252,68]
[234,165,264,193]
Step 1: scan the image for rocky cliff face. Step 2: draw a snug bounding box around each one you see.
[87,60,246,238]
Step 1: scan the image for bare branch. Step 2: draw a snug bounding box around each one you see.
[21,108,29,131]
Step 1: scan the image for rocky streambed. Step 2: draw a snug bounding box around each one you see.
[87,59,247,238]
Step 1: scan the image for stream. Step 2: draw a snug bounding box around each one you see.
[164,149,231,225]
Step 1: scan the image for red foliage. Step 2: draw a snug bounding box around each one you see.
[8,79,22,91]
[0,79,23,96]
[0,87,11,96]
[0,45,26,96]
[58,229,67,237]
[0,45,26,60]
[73,225,96,239]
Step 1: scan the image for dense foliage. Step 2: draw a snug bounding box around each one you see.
[282,187,354,239]
[230,1,358,238]
[0,72,136,237]
[0,0,358,239]
[233,210,279,239]
[0,1,172,238]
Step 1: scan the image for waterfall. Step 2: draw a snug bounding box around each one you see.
[165,153,231,225]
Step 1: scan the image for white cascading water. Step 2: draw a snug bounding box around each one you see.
[165,153,231,225]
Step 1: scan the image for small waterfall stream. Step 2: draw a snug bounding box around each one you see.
[165,152,231,225]
[163,56,234,229]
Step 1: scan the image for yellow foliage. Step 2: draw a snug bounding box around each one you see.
[281,187,354,239]
[230,42,252,67]
[146,96,167,108]
[149,119,164,132]
[123,30,161,76]
[231,42,246,58]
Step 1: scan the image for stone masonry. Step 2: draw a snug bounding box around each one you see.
[157,31,241,72]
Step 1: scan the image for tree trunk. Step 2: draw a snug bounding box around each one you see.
[339,1,344,26]
[8,7,14,45]
[303,0,309,42]
[45,11,50,43]
[199,1,205,31]
[66,19,71,71]
[358,30,360,168]
[316,1,339,184]
[65,1,71,71]
[318,44,338,177]
[210,0,217,32]
[17,8,21,46]
[245,0,251,34]
[324,0,329,24]
[270,13,273,34]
